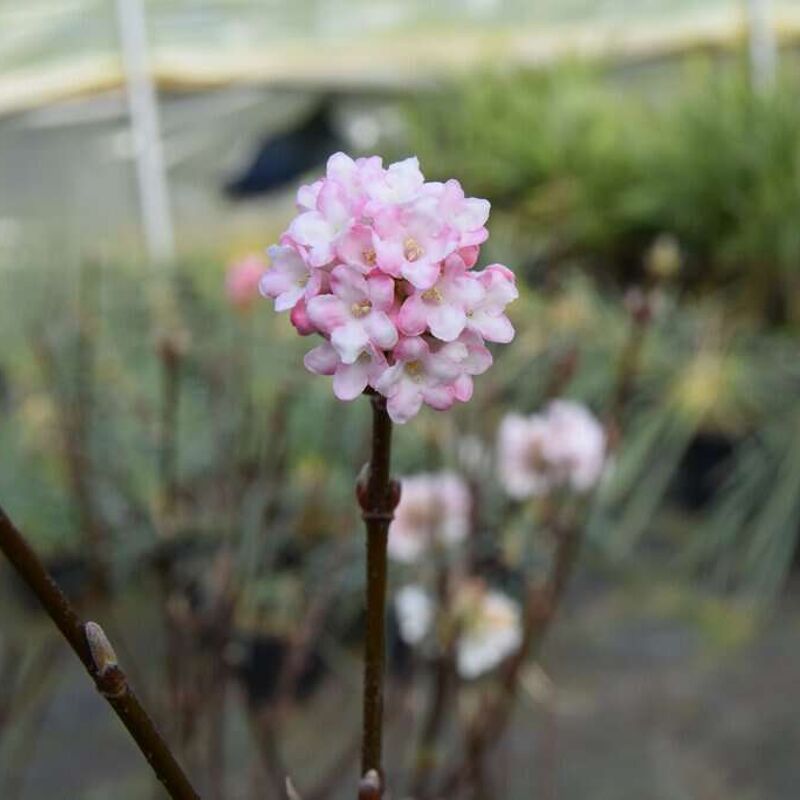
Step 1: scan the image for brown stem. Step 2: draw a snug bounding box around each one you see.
[409,561,453,799]
[246,704,290,799]
[0,505,201,800]
[32,335,109,596]
[437,522,581,797]
[356,394,398,788]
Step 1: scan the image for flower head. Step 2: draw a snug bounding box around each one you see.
[394,578,522,679]
[497,400,607,499]
[258,152,517,423]
[388,472,471,563]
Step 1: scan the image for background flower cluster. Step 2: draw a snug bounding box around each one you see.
[259,153,517,423]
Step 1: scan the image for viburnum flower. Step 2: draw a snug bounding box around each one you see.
[397,253,484,342]
[497,400,607,499]
[259,152,517,423]
[260,244,323,312]
[307,266,397,363]
[388,472,471,563]
[394,579,522,679]
[225,254,267,311]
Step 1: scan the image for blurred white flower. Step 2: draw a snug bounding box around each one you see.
[454,580,522,679]
[388,472,471,563]
[497,400,606,499]
[395,584,435,646]
[394,579,522,679]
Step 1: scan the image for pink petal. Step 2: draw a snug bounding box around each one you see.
[259,269,294,300]
[317,180,351,227]
[367,273,396,311]
[460,227,489,247]
[422,384,456,410]
[393,336,428,362]
[373,362,403,397]
[275,285,305,312]
[428,304,467,342]
[364,311,398,350]
[304,342,339,375]
[331,320,369,364]
[459,246,480,268]
[326,152,357,185]
[330,265,368,304]
[386,381,423,424]
[336,225,374,272]
[455,274,486,308]
[402,258,441,290]
[290,299,316,335]
[296,180,322,211]
[373,237,404,277]
[397,295,428,336]
[333,360,370,400]
[452,374,474,402]
[471,312,514,343]
[288,213,334,266]
[306,295,349,332]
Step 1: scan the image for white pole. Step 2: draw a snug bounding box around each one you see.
[746,0,778,93]
[114,0,175,263]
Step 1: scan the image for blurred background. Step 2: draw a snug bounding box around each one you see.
[2,1,800,798]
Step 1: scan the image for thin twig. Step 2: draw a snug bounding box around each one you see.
[409,561,454,799]
[0,504,201,800]
[356,393,399,788]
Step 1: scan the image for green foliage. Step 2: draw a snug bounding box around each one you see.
[407,63,800,324]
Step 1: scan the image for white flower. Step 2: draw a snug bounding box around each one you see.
[395,585,434,646]
[454,581,522,679]
[393,580,523,680]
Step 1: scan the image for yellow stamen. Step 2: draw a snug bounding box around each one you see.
[405,360,424,381]
[362,248,377,267]
[351,300,372,318]
[421,287,442,304]
[404,238,424,262]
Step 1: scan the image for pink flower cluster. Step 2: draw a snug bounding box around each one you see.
[259,153,517,423]
[497,400,607,499]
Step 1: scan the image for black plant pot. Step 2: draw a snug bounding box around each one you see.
[230,632,326,709]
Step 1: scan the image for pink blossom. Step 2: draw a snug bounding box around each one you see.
[327,152,384,208]
[497,400,606,499]
[365,156,424,206]
[388,471,471,563]
[287,180,352,267]
[372,201,459,290]
[296,179,323,211]
[373,336,463,423]
[439,330,494,404]
[303,340,388,400]
[541,400,607,491]
[225,254,266,310]
[465,264,518,343]
[397,254,484,342]
[256,152,517,423]
[424,179,491,248]
[259,244,323,312]
[497,413,552,498]
[336,224,381,273]
[306,266,398,364]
